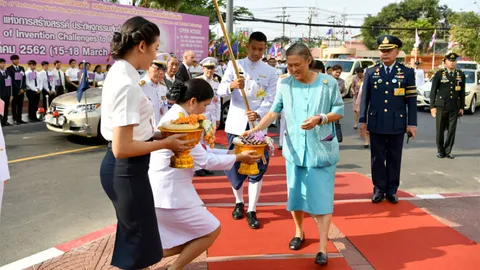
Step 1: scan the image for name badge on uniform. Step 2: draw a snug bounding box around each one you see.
[28,72,36,80]
[48,75,54,82]
[455,86,461,91]
[5,77,12,87]
[15,72,22,80]
[394,88,405,96]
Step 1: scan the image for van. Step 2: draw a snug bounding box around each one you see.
[323,58,375,97]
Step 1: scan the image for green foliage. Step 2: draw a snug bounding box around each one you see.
[211,32,249,59]
[360,0,450,51]
[449,12,480,61]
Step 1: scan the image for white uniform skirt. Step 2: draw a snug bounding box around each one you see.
[155,206,220,249]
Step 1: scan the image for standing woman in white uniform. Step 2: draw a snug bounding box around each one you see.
[149,79,260,270]
[99,16,193,270]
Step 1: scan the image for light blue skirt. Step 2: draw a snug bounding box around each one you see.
[286,160,336,215]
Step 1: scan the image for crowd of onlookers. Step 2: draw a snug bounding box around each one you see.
[0,55,111,127]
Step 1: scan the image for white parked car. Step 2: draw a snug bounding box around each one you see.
[324,58,375,97]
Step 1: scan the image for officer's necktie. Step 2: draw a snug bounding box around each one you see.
[58,70,62,86]
[47,73,51,90]
[34,75,37,87]
[386,67,391,74]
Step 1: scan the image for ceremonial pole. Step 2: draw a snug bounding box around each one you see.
[213,0,266,164]
[212,0,253,126]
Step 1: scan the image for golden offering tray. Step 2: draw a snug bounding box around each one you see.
[159,127,203,169]
[234,143,267,175]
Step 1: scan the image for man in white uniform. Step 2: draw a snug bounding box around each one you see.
[218,31,278,229]
[0,114,10,220]
[414,61,425,88]
[140,53,170,126]
[194,57,221,177]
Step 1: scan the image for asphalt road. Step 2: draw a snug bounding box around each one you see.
[1,101,480,266]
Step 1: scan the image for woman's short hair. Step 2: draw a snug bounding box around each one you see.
[332,64,342,71]
[355,67,364,74]
[167,79,214,104]
[286,43,315,68]
[311,60,325,73]
[94,65,102,72]
[110,16,160,60]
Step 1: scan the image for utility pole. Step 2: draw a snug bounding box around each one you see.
[341,8,347,42]
[227,0,234,34]
[308,7,314,43]
[275,7,290,46]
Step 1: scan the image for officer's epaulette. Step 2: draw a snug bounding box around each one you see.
[280,73,290,80]
[213,77,219,83]
[160,80,166,86]
[139,80,146,86]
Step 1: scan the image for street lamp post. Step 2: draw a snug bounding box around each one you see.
[227,0,233,34]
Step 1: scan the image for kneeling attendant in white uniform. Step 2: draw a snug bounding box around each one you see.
[194,57,221,177]
[149,79,260,270]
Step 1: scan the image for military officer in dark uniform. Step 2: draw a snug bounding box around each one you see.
[430,52,465,159]
[359,35,417,204]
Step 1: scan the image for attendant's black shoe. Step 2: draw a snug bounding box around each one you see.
[386,194,399,204]
[315,252,328,265]
[232,203,245,220]
[246,211,260,229]
[289,232,305,250]
[364,144,369,149]
[194,169,206,177]
[203,169,214,175]
[278,146,283,150]
[1,122,12,127]
[371,193,384,203]
[437,152,445,158]
[446,154,455,159]
[19,120,27,124]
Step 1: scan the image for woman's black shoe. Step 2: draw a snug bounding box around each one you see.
[315,252,328,265]
[289,232,305,250]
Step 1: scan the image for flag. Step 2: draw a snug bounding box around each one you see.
[414,28,421,48]
[208,41,216,56]
[222,42,230,56]
[427,29,436,52]
[77,62,90,102]
[326,29,333,36]
[218,40,225,55]
[268,43,282,58]
[232,41,239,56]
[447,35,459,49]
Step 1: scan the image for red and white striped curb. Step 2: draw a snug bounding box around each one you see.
[1,192,479,270]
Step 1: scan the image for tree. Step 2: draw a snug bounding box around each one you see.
[390,18,435,53]
[360,0,450,51]
[449,12,480,61]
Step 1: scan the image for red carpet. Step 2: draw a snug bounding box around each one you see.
[332,201,480,269]
[215,129,279,146]
[208,257,351,270]
[207,205,338,257]
[194,172,412,204]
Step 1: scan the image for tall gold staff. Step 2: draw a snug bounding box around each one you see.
[212,0,253,127]
[212,0,266,164]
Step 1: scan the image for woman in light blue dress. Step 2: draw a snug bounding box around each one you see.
[244,43,344,265]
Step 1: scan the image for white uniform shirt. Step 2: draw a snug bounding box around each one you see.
[0,125,9,182]
[94,72,105,83]
[140,75,168,127]
[53,68,66,88]
[415,68,425,88]
[38,70,55,92]
[148,104,236,209]
[65,67,79,81]
[218,57,278,135]
[25,70,40,92]
[100,60,155,141]
[199,74,221,124]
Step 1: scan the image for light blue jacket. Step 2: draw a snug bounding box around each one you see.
[271,73,344,167]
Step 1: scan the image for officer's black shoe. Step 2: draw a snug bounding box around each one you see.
[203,169,214,175]
[446,154,455,159]
[315,252,328,265]
[232,203,245,220]
[246,211,260,229]
[194,169,206,177]
[289,232,305,250]
[437,152,445,158]
[371,193,384,203]
[386,194,399,204]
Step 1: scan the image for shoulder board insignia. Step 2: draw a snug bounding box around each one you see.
[280,74,289,79]
[213,77,219,82]
[160,80,166,86]
[139,80,146,86]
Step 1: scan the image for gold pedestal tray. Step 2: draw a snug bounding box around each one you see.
[159,127,203,169]
[234,143,266,175]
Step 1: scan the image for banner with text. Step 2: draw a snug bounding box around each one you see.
[0,0,209,64]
